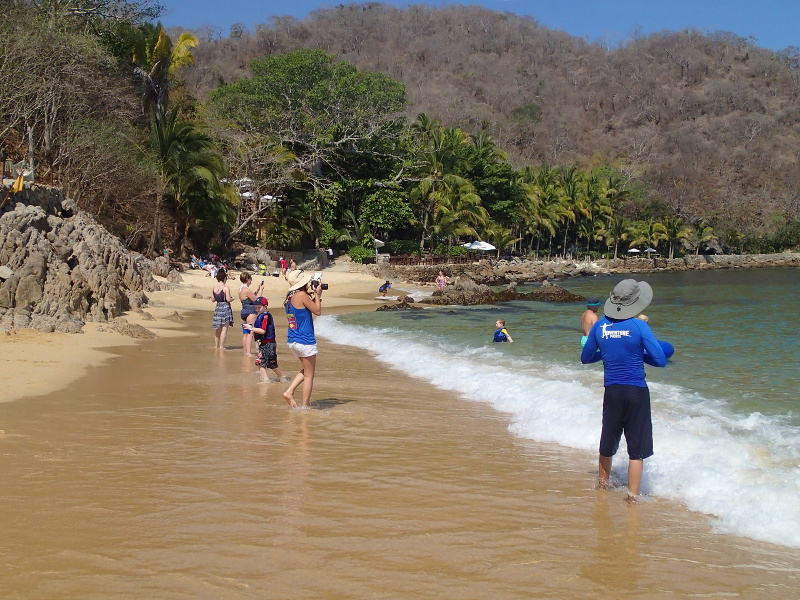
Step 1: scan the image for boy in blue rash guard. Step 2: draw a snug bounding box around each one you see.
[581,279,667,502]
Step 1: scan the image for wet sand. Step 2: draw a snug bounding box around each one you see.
[1,306,799,598]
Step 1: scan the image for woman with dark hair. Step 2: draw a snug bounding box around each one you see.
[282,270,323,408]
[211,268,233,349]
[238,271,264,356]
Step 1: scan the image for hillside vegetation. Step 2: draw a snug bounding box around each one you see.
[183,3,800,237]
[3,1,800,261]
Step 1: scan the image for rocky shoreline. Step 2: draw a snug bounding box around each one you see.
[374,251,800,287]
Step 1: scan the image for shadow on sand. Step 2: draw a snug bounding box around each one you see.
[308,398,353,410]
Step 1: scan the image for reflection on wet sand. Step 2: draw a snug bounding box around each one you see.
[0,313,798,599]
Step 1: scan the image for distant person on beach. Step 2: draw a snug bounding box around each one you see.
[247,297,287,383]
[379,280,392,296]
[327,247,335,264]
[436,271,449,291]
[279,257,287,278]
[493,319,514,342]
[283,270,324,408]
[580,279,667,502]
[289,258,297,272]
[581,298,602,347]
[239,272,264,357]
[211,268,234,349]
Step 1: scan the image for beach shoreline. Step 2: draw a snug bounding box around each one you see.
[0,265,388,405]
[1,292,798,597]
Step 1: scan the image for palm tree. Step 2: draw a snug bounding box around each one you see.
[485,223,522,259]
[335,208,372,248]
[687,222,717,255]
[557,165,587,256]
[432,180,488,244]
[132,25,198,115]
[604,214,632,259]
[631,219,669,253]
[148,106,225,255]
[662,214,692,259]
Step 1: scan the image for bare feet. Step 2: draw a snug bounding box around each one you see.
[625,493,639,504]
[283,391,297,408]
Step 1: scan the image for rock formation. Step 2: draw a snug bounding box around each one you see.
[417,275,583,307]
[0,186,165,333]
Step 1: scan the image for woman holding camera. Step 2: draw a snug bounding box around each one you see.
[283,270,323,408]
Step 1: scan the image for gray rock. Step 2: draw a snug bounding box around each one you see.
[0,186,162,332]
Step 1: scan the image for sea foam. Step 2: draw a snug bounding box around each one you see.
[318,315,800,549]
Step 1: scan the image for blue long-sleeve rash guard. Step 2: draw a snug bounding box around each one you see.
[580,316,667,387]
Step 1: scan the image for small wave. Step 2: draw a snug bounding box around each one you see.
[318,315,800,549]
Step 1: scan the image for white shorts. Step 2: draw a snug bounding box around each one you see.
[287,342,318,358]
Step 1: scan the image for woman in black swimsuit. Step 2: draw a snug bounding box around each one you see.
[238,272,264,356]
[211,268,233,349]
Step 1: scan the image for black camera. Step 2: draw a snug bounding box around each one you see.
[311,280,329,290]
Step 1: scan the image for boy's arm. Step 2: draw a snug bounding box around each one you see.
[505,329,513,342]
[580,322,602,364]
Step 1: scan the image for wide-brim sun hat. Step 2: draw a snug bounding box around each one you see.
[287,269,314,292]
[604,279,653,320]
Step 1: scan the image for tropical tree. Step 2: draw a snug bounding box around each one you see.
[687,222,717,255]
[131,25,198,114]
[209,49,405,188]
[148,106,230,255]
[485,223,522,259]
[662,214,692,258]
[631,219,669,253]
[604,214,632,259]
[431,179,488,245]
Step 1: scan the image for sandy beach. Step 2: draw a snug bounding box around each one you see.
[1,264,799,598]
[0,263,385,405]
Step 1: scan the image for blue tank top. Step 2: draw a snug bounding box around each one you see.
[285,293,316,345]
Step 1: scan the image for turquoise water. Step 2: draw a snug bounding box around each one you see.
[318,268,800,548]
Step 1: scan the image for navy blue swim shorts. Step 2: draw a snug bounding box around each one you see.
[599,384,653,460]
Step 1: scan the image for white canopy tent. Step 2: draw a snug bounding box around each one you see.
[462,241,496,251]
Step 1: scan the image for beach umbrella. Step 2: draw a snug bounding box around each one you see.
[373,238,385,248]
[627,248,641,253]
[644,247,657,253]
[463,241,496,251]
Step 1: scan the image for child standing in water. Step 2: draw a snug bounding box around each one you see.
[248,297,287,383]
[493,319,514,343]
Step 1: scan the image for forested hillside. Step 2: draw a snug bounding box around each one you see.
[182,3,800,237]
[3,1,800,261]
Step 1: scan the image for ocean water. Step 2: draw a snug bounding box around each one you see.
[318,268,800,549]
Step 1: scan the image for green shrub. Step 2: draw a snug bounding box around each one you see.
[347,245,375,263]
[742,237,777,254]
[386,239,420,255]
[774,221,800,250]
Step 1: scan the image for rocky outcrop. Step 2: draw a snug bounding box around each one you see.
[418,275,583,306]
[375,295,423,311]
[0,186,163,333]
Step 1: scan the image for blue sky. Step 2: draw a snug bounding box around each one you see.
[158,1,798,51]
